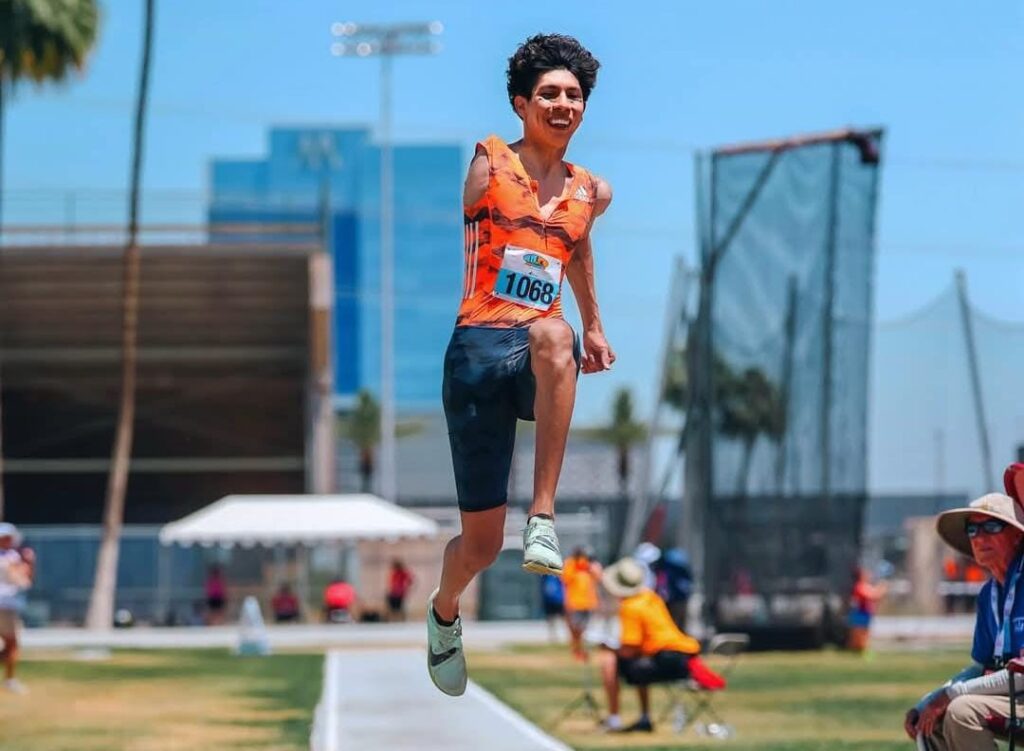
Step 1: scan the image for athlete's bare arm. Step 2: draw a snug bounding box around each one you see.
[463,149,489,207]
[566,176,615,374]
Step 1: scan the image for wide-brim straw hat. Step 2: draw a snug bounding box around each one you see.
[936,492,1024,559]
[601,557,646,598]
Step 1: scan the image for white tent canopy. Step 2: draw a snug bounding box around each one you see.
[159,494,439,548]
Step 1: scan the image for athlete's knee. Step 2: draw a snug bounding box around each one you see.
[529,321,574,369]
[460,530,503,571]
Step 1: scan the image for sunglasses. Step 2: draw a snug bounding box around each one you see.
[965,519,1009,538]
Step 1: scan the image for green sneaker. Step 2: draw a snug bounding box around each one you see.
[426,589,467,697]
[522,516,563,575]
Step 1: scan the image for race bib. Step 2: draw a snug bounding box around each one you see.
[492,246,562,311]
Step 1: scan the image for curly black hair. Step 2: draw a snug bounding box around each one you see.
[506,34,600,112]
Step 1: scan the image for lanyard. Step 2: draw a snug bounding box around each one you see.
[992,556,1024,663]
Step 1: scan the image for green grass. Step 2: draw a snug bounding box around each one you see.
[471,644,970,750]
[0,649,322,751]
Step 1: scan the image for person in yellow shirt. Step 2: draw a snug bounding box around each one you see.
[597,557,718,733]
[561,546,601,660]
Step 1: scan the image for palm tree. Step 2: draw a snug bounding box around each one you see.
[340,390,381,493]
[718,366,785,497]
[581,387,647,496]
[338,390,423,494]
[0,0,99,520]
[85,0,155,631]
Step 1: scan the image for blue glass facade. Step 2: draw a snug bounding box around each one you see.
[208,127,463,409]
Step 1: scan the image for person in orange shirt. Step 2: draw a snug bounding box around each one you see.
[427,34,615,698]
[561,547,602,660]
[597,558,724,733]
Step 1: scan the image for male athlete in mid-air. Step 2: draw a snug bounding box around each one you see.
[427,33,614,696]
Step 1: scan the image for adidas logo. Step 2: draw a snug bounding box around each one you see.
[573,185,589,202]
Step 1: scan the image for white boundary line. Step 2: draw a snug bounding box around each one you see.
[465,680,573,751]
[311,649,342,751]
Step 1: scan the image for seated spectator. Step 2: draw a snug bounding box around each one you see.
[906,492,1024,749]
[323,577,356,623]
[271,583,301,623]
[597,557,724,733]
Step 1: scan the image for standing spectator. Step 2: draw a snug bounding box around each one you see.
[562,547,601,661]
[539,573,565,643]
[655,547,694,631]
[0,524,32,694]
[386,559,414,622]
[204,565,228,625]
[632,542,661,590]
[846,566,887,653]
[271,583,301,623]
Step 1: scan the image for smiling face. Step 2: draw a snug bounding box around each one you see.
[514,69,585,148]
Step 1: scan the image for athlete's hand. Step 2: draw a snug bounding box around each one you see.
[582,330,615,374]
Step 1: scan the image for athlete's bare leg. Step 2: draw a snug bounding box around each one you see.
[528,319,577,519]
[433,505,506,622]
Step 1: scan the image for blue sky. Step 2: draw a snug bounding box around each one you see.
[6,0,1023,425]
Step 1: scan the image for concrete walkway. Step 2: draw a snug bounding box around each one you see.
[311,648,571,751]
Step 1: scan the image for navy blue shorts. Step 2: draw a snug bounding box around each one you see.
[442,324,580,512]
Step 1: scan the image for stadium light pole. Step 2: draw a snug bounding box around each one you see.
[331,21,443,501]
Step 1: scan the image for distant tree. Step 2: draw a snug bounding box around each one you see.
[578,387,647,496]
[718,366,785,496]
[0,0,99,520]
[338,390,422,493]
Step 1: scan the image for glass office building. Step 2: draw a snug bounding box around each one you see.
[208,126,463,409]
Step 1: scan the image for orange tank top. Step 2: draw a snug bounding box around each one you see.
[457,135,597,328]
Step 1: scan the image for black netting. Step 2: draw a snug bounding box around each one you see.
[686,131,883,635]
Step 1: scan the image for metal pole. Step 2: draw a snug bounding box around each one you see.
[331,21,442,502]
[378,51,396,502]
[775,274,798,496]
[956,270,994,491]
[621,257,690,556]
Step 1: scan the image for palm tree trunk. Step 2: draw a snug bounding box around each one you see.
[85,0,155,630]
[617,446,629,497]
[736,435,756,497]
[359,448,373,494]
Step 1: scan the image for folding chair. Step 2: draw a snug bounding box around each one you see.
[550,651,602,730]
[659,633,749,738]
[918,658,1024,751]
[996,658,1024,751]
